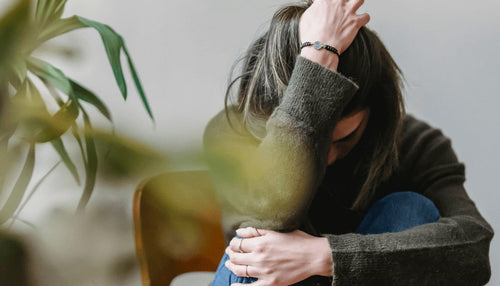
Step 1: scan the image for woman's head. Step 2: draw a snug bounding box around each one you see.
[225,1,405,211]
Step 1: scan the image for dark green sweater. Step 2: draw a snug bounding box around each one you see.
[203,56,493,285]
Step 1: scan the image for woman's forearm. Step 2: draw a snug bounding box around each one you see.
[204,56,359,234]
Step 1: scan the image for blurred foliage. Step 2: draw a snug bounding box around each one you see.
[0,231,29,286]
[0,1,225,284]
[0,0,165,225]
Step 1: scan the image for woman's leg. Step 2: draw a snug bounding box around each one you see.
[291,192,441,286]
[211,242,257,285]
[355,191,440,235]
[213,191,440,285]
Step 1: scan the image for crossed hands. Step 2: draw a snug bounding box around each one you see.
[224,227,332,286]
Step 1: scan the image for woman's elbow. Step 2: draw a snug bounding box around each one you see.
[459,233,494,285]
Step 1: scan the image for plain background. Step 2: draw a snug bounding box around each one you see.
[1,0,498,284]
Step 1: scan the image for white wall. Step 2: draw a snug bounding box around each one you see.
[2,0,499,284]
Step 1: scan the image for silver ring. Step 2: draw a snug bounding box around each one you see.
[239,238,244,253]
[254,227,262,236]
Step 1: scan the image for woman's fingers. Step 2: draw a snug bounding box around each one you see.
[229,237,246,253]
[236,227,267,238]
[300,0,370,60]
[227,230,324,285]
[348,0,370,27]
[226,247,256,265]
[229,228,271,253]
[348,0,365,13]
[225,260,262,278]
[356,12,371,27]
[225,260,247,277]
[229,236,259,253]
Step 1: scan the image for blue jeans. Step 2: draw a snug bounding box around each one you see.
[211,191,440,285]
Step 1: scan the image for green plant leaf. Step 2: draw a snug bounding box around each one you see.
[0,143,35,225]
[31,15,154,121]
[14,217,36,229]
[27,56,72,96]
[77,17,154,120]
[123,47,153,121]
[0,138,7,190]
[0,139,19,203]
[76,110,97,212]
[8,161,60,229]
[45,80,65,106]
[8,60,27,90]
[39,84,80,184]
[70,79,111,121]
[14,79,79,142]
[33,98,79,143]
[23,58,79,142]
[92,130,167,179]
[76,17,126,98]
[45,77,111,122]
[36,16,86,45]
[51,138,80,185]
[35,0,67,28]
[25,78,48,110]
[10,79,52,138]
[1,81,19,144]
[0,0,31,81]
[71,123,86,165]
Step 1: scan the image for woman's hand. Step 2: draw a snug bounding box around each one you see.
[224,227,332,286]
[300,0,370,70]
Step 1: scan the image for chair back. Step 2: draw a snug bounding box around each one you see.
[133,170,225,286]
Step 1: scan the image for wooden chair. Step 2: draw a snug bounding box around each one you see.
[133,170,226,286]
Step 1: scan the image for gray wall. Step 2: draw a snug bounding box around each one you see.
[2,0,498,284]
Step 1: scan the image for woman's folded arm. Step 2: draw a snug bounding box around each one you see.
[203,56,359,236]
[323,118,494,285]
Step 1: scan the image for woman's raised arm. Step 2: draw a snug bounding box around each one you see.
[204,0,368,239]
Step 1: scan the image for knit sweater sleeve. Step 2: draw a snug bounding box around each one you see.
[324,117,494,286]
[203,56,358,238]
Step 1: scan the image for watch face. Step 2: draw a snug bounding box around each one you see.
[313,41,323,50]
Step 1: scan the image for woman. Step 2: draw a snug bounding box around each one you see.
[203,0,494,285]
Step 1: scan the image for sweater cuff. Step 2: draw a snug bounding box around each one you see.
[272,56,359,137]
[323,233,363,284]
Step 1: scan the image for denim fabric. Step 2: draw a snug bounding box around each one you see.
[212,253,258,285]
[355,191,440,234]
[211,191,440,285]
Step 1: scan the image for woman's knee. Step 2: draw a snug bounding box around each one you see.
[378,191,440,218]
[356,191,440,234]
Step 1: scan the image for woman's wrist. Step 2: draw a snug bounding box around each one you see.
[308,236,334,277]
[300,48,339,72]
